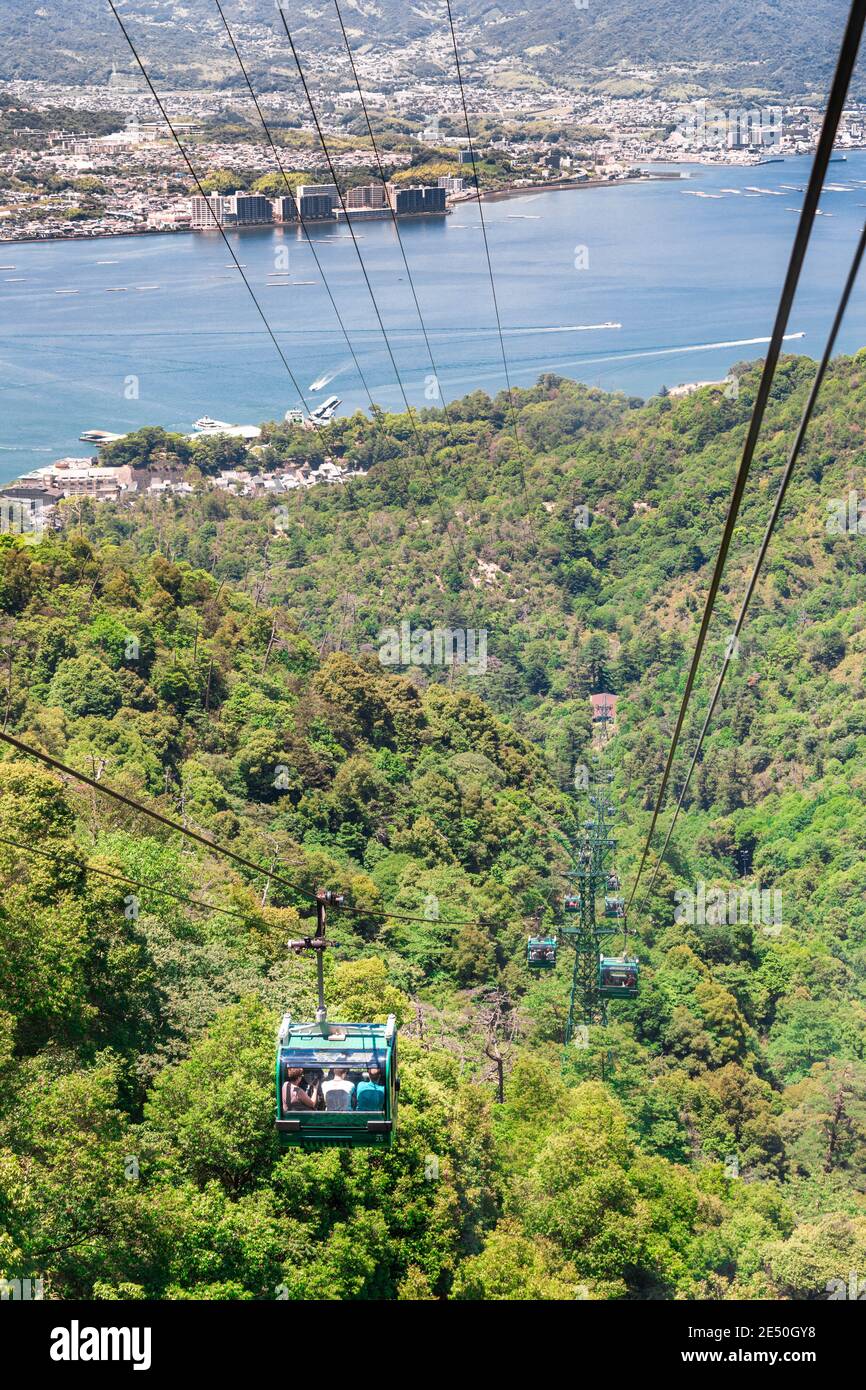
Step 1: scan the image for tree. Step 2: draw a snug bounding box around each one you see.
[328,959,409,1027]
[144,998,278,1195]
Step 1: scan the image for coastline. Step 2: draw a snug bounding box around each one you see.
[1,173,683,244]
[0,225,192,246]
[473,172,682,203]
[0,211,451,246]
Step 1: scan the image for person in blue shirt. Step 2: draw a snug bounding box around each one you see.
[354,1065,386,1112]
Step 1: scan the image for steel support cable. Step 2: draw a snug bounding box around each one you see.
[0,728,499,927]
[443,0,528,496]
[108,1,316,424]
[275,8,465,569]
[637,217,866,911]
[331,0,464,446]
[0,830,273,928]
[106,1,393,566]
[626,0,866,911]
[0,827,494,929]
[210,0,427,543]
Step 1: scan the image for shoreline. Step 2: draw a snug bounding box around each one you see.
[0,211,452,246]
[474,172,682,203]
[0,173,684,244]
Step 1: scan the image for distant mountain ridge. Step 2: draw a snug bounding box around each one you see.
[0,0,848,99]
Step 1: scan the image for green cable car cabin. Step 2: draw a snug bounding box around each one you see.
[275,1013,398,1148]
[598,956,639,998]
[563,893,581,913]
[527,936,558,968]
[604,895,625,918]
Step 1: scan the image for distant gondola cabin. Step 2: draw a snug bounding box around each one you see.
[527,936,557,968]
[598,956,639,998]
[275,1014,397,1148]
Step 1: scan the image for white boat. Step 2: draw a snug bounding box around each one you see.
[193,416,235,433]
[309,395,341,422]
[80,428,126,444]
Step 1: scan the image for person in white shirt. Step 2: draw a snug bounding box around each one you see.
[321,1066,355,1112]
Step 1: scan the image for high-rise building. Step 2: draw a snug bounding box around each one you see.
[298,193,335,221]
[386,184,424,214]
[437,175,464,194]
[296,183,338,204]
[190,194,231,229]
[422,185,446,213]
[230,194,273,225]
[346,183,387,209]
[386,184,447,215]
[272,194,298,222]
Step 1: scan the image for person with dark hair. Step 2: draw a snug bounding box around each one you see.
[282,1067,319,1113]
[354,1066,385,1112]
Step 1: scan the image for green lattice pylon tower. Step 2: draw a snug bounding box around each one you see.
[563,706,621,1040]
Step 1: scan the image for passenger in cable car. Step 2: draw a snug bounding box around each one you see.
[322,1066,355,1111]
[282,1067,320,1112]
[354,1066,386,1112]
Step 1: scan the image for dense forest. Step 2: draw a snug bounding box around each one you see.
[2,356,866,1300]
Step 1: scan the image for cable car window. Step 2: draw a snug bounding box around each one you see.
[527,939,557,965]
[280,1048,384,1069]
[279,1049,386,1113]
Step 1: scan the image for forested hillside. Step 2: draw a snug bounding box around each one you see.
[2,355,866,1299]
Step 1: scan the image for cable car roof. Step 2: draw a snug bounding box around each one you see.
[278,1014,395,1050]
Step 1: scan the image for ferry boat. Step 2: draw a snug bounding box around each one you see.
[309,395,341,423]
[193,416,235,433]
[191,417,262,440]
[79,429,126,445]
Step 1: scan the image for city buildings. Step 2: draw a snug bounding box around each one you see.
[272,194,298,222]
[385,183,447,214]
[190,194,231,229]
[345,183,387,209]
[190,192,273,228]
[232,193,273,225]
[296,191,334,220]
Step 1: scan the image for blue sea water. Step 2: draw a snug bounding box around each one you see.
[0,152,864,482]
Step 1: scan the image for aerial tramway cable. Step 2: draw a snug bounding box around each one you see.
[637,216,866,910]
[0,728,500,928]
[626,0,866,912]
[331,0,464,448]
[0,831,280,929]
[106,0,395,565]
[274,8,466,569]
[107,1,318,420]
[209,0,438,547]
[443,0,527,494]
